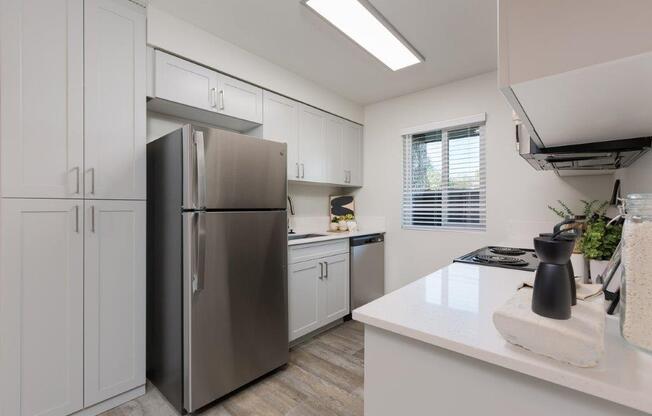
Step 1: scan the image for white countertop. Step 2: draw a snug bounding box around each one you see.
[353,262,652,414]
[287,229,385,246]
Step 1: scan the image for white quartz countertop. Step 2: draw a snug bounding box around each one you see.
[353,262,652,414]
[287,229,385,246]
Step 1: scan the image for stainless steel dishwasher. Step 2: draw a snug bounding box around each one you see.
[350,234,385,310]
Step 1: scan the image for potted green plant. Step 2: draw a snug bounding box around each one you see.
[548,200,621,280]
[580,216,622,280]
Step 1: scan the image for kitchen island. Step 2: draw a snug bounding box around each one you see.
[353,262,652,416]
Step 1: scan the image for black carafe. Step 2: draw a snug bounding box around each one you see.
[532,235,575,320]
[566,260,577,306]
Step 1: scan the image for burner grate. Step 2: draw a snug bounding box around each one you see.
[490,247,526,256]
[473,254,528,266]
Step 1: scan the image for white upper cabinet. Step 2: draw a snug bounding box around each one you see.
[261,93,363,187]
[324,116,344,184]
[260,91,300,179]
[342,122,363,186]
[499,0,652,147]
[298,104,327,182]
[151,50,263,127]
[217,74,263,124]
[154,50,219,112]
[85,0,146,200]
[0,0,84,198]
[0,198,84,416]
[84,200,146,407]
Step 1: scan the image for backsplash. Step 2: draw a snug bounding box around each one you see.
[287,183,384,232]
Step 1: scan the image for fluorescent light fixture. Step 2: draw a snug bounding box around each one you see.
[303,0,423,71]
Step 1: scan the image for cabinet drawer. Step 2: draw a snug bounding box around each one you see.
[289,239,349,264]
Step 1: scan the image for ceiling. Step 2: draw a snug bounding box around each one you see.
[148,0,498,105]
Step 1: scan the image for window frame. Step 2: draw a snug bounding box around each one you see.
[401,114,486,232]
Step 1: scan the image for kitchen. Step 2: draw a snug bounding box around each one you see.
[1,1,651,416]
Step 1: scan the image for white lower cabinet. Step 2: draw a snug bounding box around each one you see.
[83,200,146,407]
[288,241,350,342]
[0,198,84,416]
[322,253,350,322]
[288,260,322,340]
[0,199,145,416]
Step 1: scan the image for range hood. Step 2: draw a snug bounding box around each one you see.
[498,0,652,174]
[517,130,652,172]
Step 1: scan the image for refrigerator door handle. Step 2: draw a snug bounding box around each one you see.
[193,212,206,294]
[194,130,207,209]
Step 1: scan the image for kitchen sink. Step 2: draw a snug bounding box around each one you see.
[288,233,327,241]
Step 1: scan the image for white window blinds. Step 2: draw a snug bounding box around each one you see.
[402,123,486,231]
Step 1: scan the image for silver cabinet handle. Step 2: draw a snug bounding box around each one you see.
[324,261,329,278]
[89,168,95,195]
[193,212,206,294]
[73,166,80,194]
[344,170,348,184]
[210,87,217,108]
[90,205,96,233]
[300,163,305,179]
[74,205,80,233]
[219,89,225,110]
[318,262,324,279]
[194,131,206,209]
[296,162,300,179]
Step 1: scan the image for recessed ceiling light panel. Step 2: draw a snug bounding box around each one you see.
[303,0,424,71]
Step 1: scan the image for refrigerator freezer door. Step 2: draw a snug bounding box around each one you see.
[185,126,288,210]
[185,211,288,412]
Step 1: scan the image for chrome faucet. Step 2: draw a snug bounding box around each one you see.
[287,196,295,234]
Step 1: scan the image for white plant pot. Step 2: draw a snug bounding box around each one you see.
[570,253,586,280]
[329,222,339,231]
[589,259,610,282]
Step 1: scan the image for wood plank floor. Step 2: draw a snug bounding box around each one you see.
[101,320,364,416]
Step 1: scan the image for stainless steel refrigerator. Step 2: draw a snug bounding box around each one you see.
[146,125,289,414]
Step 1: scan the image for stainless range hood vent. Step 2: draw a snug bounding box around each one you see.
[519,135,652,172]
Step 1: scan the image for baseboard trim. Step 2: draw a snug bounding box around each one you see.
[71,385,146,416]
[290,318,344,348]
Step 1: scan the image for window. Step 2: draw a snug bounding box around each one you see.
[402,120,486,231]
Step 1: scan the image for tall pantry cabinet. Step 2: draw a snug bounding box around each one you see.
[0,1,147,415]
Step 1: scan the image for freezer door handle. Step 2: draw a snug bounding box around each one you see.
[194,130,207,209]
[193,212,206,294]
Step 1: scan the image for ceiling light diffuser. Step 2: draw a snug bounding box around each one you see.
[303,0,423,71]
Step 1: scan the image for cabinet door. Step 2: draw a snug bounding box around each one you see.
[261,91,300,180]
[342,122,363,186]
[84,200,146,406]
[298,105,327,182]
[0,198,84,416]
[288,259,322,341]
[84,0,146,200]
[0,0,84,198]
[324,116,344,184]
[322,253,350,323]
[154,50,219,112]
[217,74,263,124]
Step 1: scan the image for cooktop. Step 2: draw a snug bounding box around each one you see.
[454,246,539,272]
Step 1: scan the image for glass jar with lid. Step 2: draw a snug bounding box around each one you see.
[620,193,652,352]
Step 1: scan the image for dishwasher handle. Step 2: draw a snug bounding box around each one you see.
[350,233,384,247]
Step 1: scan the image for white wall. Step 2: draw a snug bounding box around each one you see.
[616,152,652,195]
[147,6,363,124]
[356,72,615,291]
